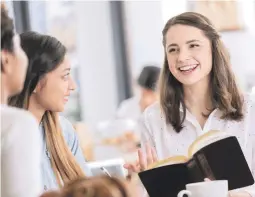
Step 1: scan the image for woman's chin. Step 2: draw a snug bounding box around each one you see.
[178,76,206,87]
[180,79,200,86]
[50,105,65,113]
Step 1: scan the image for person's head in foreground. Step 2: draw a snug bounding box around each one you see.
[41,176,136,197]
[159,12,243,133]
[1,3,28,104]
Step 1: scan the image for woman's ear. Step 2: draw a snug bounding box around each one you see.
[32,84,39,94]
[1,50,10,73]
[34,76,47,93]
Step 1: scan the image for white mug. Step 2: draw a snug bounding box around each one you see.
[177,180,228,197]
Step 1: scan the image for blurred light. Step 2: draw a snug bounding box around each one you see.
[161,0,187,23]
[252,86,255,94]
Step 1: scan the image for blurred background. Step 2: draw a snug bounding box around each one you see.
[5,0,255,162]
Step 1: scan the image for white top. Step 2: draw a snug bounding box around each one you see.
[139,94,255,196]
[1,105,42,197]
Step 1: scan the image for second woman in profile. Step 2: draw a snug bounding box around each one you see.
[9,31,92,191]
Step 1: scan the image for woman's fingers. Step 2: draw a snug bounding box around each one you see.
[123,163,132,170]
[124,144,158,173]
[146,144,158,165]
[146,144,153,166]
[124,163,140,173]
[138,148,147,171]
[140,144,158,170]
[151,146,158,163]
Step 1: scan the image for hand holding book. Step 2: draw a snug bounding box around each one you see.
[138,130,254,197]
[124,143,158,175]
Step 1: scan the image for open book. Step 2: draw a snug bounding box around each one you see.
[138,130,254,197]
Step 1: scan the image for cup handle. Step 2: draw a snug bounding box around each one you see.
[177,190,192,197]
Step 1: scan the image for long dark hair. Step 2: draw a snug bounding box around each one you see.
[159,12,243,133]
[8,31,85,186]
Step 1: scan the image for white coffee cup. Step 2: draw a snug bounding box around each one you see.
[177,180,228,197]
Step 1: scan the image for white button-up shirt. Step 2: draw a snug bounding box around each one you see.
[139,94,255,196]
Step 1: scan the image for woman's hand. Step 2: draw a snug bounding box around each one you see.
[228,192,252,197]
[124,143,157,174]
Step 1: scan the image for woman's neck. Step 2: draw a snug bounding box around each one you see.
[28,96,45,124]
[1,76,9,105]
[183,77,212,115]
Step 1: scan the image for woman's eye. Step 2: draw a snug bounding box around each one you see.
[62,74,70,81]
[190,44,199,48]
[168,48,176,53]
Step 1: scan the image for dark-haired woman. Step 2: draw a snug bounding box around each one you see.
[9,31,92,191]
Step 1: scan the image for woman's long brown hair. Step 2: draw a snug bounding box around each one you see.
[8,31,85,186]
[159,12,243,133]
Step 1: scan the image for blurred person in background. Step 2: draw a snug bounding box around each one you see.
[116,65,161,120]
[41,176,137,197]
[1,4,42,197]
[105,66,161,153]
[8,31,92,191]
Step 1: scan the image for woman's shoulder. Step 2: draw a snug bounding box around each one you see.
[1,106,40,150]
[1,105,37,123]
[59,116,74,129]
[142,102,166,129]
[241,93,255,137]
[244,93,255,117]
[1,105,38,132]
[242,93,255,111]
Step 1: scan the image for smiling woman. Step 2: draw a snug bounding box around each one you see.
[8,31,92,191]
[166,32,211,80]
[124,12,255,197]
[164,24,213,92]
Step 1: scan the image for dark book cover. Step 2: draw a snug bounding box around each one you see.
[138,136,254,197]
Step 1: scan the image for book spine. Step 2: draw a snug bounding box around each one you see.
[195,152,215,180]
[187,158,205,182]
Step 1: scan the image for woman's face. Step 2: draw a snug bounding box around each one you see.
[165,24,212,86]
[33,55,76,112]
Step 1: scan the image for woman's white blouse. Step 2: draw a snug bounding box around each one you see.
[1,105,42,197]
[139,94,255,196]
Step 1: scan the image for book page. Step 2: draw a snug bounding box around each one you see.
[148,130,232,170]
[188,130,232,158]
[148,155,188,169]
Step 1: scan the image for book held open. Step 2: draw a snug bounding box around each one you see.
[138,130,254,197]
